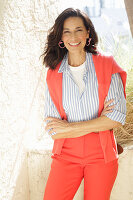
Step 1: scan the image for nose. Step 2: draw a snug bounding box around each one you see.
[70,32,78,40]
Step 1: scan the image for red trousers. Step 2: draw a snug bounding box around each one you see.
[43,133,118,200]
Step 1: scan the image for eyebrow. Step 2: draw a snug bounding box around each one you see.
[63,26,83,30]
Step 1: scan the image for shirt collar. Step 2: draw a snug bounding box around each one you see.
[58,52,93,73]
[58,52,69,73]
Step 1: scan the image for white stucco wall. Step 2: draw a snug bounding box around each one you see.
[12,154,29,200]
[0,0,60,199]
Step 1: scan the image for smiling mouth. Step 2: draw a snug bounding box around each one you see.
[69,42,81,46]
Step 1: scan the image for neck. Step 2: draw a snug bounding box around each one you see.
[68,51,86,67]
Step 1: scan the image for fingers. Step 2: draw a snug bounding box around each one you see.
[101,98,116,116]
[105,104,115,111]
[46,127,57,137]
[44,117,58,122]
[44,118,60,136]
[47,127,53,133]
[104,98,114,108]
[45,122,55,132]
[101,109,113,116]
[44,117,58,130]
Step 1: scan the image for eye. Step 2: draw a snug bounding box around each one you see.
[77,29,82,32]
[63,31,70,34]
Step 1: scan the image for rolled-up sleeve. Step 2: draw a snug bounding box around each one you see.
[44,82,61,135]
[44,81,61,119]
[105,73,126,125]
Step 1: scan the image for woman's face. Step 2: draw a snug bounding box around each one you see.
[61,17,89,53]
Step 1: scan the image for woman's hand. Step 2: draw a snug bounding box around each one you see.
[101,98,115,116]
[44,117,74,140]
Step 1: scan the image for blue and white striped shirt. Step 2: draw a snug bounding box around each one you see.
[44,52,126,134]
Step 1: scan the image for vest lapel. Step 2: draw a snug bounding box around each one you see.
[92,54,118,163]
[46,61,66,154]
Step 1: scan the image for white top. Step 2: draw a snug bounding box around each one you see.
[68,61,86,95]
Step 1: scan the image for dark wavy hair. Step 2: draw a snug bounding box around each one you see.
[40,8,98,70]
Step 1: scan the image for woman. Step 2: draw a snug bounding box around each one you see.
[42,8,127,200]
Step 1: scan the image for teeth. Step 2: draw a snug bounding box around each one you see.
[69,42,80,46]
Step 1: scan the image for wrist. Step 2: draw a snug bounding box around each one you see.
[70,121,89,137]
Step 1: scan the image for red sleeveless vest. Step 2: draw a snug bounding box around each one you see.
[46,53,127,163]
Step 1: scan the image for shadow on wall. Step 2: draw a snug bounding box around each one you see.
[12,154,29,200]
